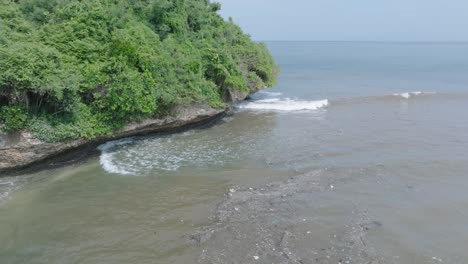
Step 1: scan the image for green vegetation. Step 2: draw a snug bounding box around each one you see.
[0,0,278,142]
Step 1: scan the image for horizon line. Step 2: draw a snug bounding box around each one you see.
[255,40,468,44]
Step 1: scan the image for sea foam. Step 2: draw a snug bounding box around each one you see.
[98,139,136,175]
[256,91,283,97]
[0,178,19,203]
[393,91,435,99]
[238,98,329,111]
[97,134,237,175]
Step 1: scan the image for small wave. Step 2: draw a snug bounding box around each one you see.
[248,90,283,101]
[257,91,282,97]
[0,177,19,203]
[393,91,435,99]
[96,118,273,175]
[331,91,440,106]
[238,98,329,111]
[97,133,253,175]
[98,139,136,175]
[0,191,10,202]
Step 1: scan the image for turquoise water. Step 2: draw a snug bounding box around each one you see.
[1,42,468,264]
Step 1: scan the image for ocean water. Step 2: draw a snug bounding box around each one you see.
[1,42,468,264]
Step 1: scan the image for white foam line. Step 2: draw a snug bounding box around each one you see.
[238,98,329,111]
[0,178,17,202]
[259,91,282,96]
[393,91,435,99]
[0,181,14,186]
[98,139,135,175]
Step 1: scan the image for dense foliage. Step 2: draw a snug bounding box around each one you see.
[0,0,277,142]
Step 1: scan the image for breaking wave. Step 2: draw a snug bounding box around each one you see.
[0,177,22,203]
[97,128,267,175]
[237,90,438,112]
[97,89,446,175]
[98,139,137,175]
[393,91,436,99]
[238,90,328,112]
[238,98,329,111]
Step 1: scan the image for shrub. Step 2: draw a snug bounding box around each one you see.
[0,0,278,141]
[0,105,28,133]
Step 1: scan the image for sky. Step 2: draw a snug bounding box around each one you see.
[216,0,468,42]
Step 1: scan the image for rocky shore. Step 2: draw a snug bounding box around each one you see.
[0,89,252,175]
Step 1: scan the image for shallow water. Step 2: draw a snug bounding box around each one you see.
[1,42,468,264]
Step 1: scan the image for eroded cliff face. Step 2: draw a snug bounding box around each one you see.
[0,106,225,175]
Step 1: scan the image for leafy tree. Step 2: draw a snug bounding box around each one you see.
[0,0,278,141]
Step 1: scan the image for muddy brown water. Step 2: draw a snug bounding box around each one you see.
[2,42,468,264]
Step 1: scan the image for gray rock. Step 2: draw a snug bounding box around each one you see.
[0,87,256,175]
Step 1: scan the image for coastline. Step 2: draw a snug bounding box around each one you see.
[0,89,254,176]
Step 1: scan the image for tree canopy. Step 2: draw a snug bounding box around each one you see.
[0,0,278,142]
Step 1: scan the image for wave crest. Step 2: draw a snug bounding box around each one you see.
[97,139,137,175]
[393,91,435,99]
[238,98,329,111]
[0,177,21,203]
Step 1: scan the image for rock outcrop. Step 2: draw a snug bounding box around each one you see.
[0,105,226,175]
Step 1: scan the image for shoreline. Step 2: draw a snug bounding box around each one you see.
[0,106,228,177]
[0,85,258,176]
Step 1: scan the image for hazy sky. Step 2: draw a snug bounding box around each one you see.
[216,0,468,41]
